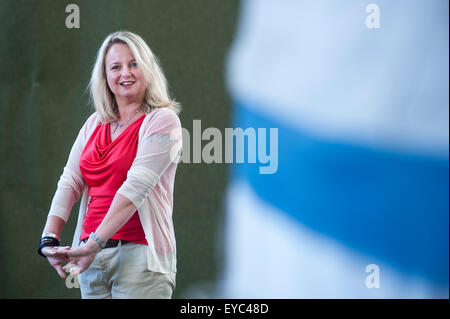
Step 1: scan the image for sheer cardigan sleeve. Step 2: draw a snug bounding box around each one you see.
[116,108,182,210]
[47,113,97,222]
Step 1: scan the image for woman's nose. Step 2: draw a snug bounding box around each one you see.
[120,66,132,78]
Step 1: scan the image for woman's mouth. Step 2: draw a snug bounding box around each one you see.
[120,81,135,87]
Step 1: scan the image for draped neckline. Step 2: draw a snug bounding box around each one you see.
[91,113,145,159]
[108,113,146,144]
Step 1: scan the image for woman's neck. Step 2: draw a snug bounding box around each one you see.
[116,101,142,122]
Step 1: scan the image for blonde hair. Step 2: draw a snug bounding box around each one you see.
[88,31,181,123]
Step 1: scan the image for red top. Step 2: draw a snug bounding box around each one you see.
[79,114,148,245]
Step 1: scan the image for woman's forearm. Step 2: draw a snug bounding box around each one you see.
[43,215,66,239]
[65,194,138,269]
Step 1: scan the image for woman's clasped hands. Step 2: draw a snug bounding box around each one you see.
[40,242,100,278]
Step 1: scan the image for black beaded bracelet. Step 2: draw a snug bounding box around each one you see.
[37,236,60,257]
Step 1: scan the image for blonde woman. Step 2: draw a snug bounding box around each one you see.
[37,31,182,299]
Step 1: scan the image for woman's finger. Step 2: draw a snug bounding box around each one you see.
[62,262,82,275]
[69,265,81,275]
[52,250,68,257]
[42,246,70,257]
[41,246,56,256]
[66,247,87,258]
[54,264,66,279]
[68,255,81,264]
[62,262,77,271]
[54,246,71,251]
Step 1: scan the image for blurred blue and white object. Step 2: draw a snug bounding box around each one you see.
[221,0,448,298]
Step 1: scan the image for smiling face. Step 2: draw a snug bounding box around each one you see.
[104,43,146,106]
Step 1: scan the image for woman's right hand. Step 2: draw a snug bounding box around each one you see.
[41,246,71,278]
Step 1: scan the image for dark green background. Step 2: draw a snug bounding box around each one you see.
[0,0,239,298]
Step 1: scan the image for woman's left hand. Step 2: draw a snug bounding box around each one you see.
[64,241,100,274]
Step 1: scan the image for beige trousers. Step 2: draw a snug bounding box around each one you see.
[78,241,176,299]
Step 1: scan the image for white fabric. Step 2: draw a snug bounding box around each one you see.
[48,107,182,274]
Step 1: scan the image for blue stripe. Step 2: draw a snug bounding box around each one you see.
[231,99,449,286]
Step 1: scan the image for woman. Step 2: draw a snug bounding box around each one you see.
[37,31,182,299]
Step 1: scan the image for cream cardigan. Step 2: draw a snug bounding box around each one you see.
[47,107,182,274]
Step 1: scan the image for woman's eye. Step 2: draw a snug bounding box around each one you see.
[131,62,137,67]
[111,65,119,70]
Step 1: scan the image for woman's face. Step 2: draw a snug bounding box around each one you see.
[104,43,146,105]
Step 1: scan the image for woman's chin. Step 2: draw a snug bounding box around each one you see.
[116,90,142,101]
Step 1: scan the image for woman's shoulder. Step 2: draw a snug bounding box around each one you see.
[85,111,99,123]
[149,106,179,118]
[144,107,181,127]
[79,111,100,137]
[83,111,100,127]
